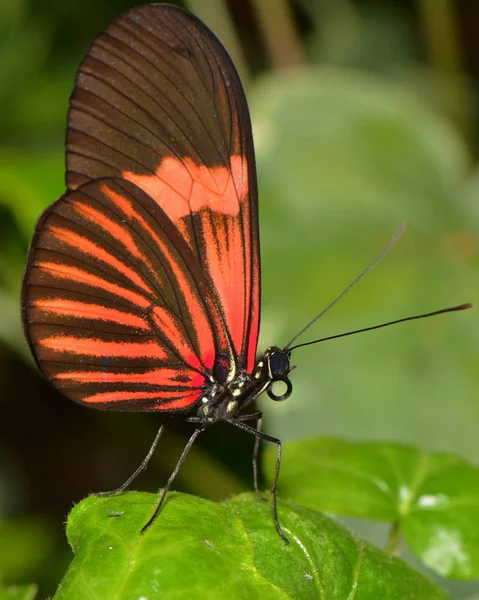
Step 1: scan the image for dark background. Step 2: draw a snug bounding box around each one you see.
[0,0,477,597]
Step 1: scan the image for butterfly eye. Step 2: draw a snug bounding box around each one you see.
[268,349,290,378]
[267,377,293,402]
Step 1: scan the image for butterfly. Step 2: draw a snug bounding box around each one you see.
[21,4,470,544]
[21,3,294,543]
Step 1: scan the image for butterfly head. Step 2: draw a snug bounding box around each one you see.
[262,346,293,402]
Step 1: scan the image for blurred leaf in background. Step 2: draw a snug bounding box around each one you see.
[0,0,477,598]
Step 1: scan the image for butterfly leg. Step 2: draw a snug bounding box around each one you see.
[235,411,263,499]
[141,425,205,534]
[92,419,169,498]
[227,419,288,545]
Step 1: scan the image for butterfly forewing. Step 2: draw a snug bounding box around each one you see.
[65,4,260,376]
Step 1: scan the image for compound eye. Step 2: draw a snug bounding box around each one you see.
[267,377,293,401]
[269,351,290,378]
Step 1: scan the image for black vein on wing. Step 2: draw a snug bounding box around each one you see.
[120,17,226,165]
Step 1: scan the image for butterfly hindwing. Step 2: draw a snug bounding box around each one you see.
[22,177,236,412]
[66,5,260,376]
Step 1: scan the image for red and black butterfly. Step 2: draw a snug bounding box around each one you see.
[21,4,470,543]
[21,3,293,542]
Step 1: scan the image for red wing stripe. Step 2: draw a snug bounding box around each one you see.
[69,198,163,288]
[201,212,245,356]
[246,246,260,371]
[149,306,205,371]
[53,367,204,386]
[35,261,151,308]
[71,198,149,260]
[39,336,167,359]
[47,224,151,294]
[31,298,149,330]
[122,157,242,224]
[102,183,218,362]
[154,393,203,410]
[83,389,202,404]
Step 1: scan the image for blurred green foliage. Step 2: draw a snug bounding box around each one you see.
[0,0,477,598]
[0,584,37,600]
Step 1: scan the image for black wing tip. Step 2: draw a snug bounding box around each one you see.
[455,302,473,311]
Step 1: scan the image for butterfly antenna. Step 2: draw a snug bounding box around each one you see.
[287,303,472,352]
[284,223,406,351]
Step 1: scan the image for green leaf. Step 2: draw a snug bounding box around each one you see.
[0,585,37,600]
[264,438,479,579]
[54,492,447,599]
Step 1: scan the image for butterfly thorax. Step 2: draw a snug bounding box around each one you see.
[196,346,292,423]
